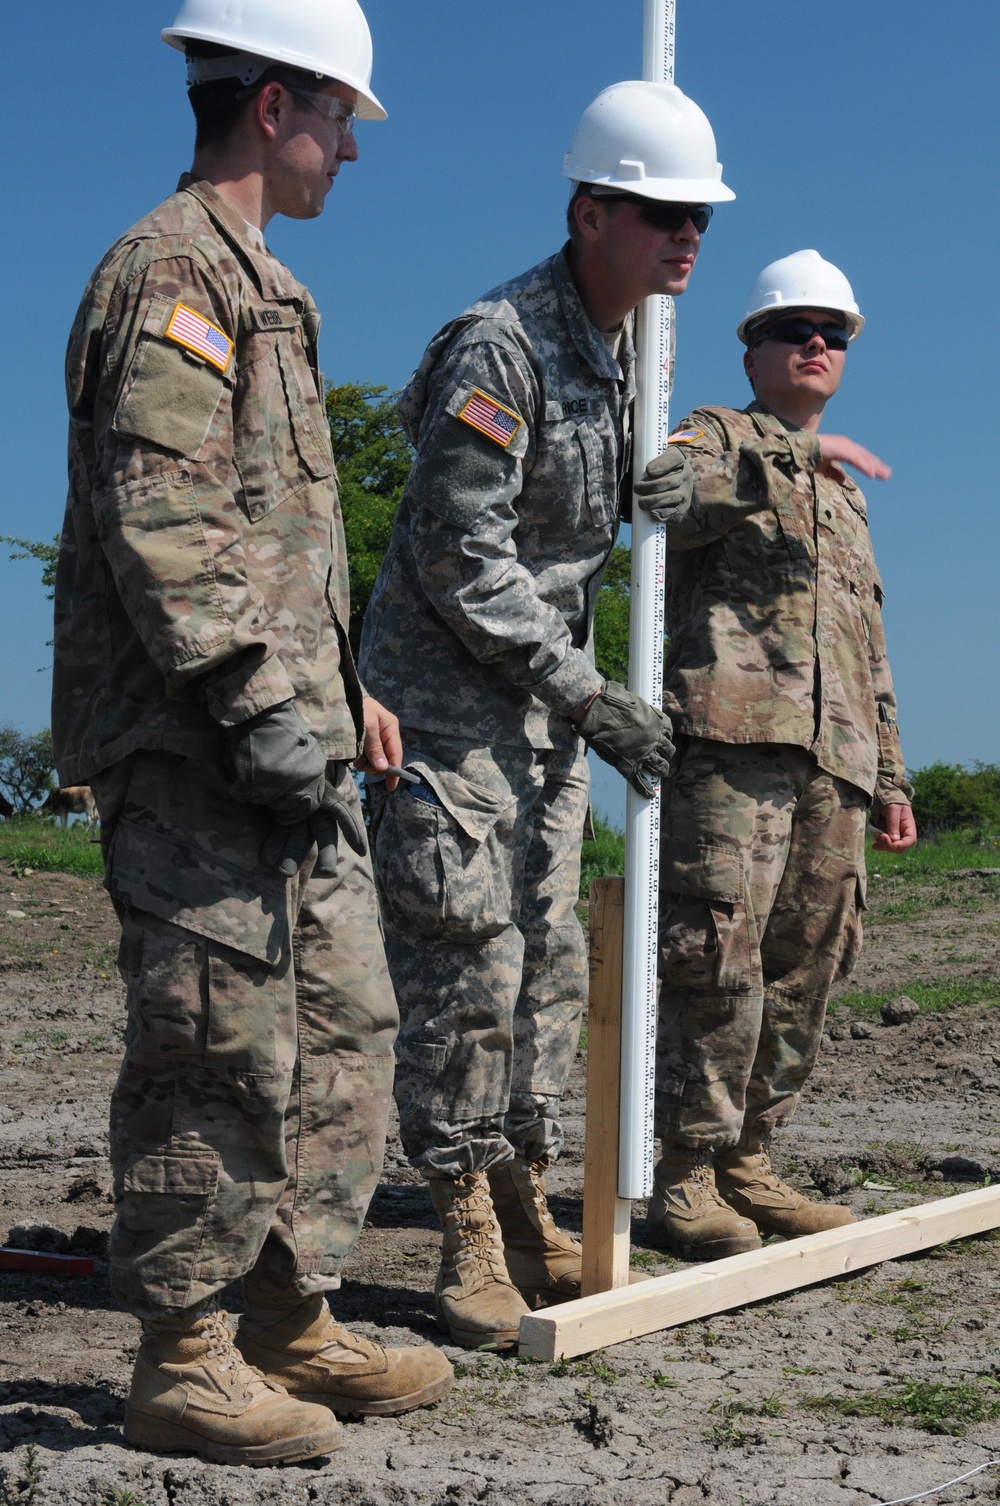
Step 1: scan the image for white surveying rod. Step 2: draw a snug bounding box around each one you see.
[619,0,676,1199]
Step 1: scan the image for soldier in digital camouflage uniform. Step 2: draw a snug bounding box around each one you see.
[359,82,733,1348]
[51,0,451,1468]
[635,250,917,1261]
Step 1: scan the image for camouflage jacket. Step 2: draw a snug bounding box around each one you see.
[359,248,632,750]
[662,402,911,805]
[53,177,362,784]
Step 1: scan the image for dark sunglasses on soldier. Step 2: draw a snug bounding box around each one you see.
[750,317,850,352]
[594,195,713,234]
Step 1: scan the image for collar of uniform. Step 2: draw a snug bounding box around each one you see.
[176,174,305,304]
[552,246,636,397]
[745,401,859,492]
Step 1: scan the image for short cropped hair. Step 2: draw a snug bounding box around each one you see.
[185,41,322,152]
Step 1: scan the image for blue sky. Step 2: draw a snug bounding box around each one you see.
[2,1,997,823]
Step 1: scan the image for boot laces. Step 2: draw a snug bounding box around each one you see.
[522,1161,555,1228]
[454,1176,508,1276]
[196,1311,270,1397]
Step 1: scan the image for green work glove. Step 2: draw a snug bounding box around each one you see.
[229,701,367,874]
[633,445,695,523]
[577,682,675,799]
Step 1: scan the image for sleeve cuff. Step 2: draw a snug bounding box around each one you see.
[206,654,297,728]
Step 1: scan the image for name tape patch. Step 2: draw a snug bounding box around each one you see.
[666,428,704,445]
[165,302,233,373]
[458,388,523,449]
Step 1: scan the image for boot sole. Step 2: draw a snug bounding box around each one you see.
[124,1406,342,1466]
[295,1369,454,1416]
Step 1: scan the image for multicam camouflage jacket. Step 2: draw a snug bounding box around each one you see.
[359,248,633,750]
[53,177,362,784]
[662,402,911,805]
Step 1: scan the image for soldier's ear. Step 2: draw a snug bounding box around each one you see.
[743,348,756,383]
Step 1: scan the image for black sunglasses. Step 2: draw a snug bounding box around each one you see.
[595,195,713,234]
[750,317,849,352]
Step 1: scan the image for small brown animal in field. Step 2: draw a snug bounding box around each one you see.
[39,785,99,828]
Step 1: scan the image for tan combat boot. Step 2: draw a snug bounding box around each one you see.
[428,1170,530,1348]
[236,1294,453,1416]
[487,1157,582,1307]
[715,1125,855,1237]
[124,1310,341,1466]
[645,1148,762,1261]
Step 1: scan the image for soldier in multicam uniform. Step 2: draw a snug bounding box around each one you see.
[636,250,917,1261]
[51,0,452,1467]
[359,83,733,1348]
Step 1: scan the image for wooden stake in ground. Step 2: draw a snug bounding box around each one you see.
[521,1185,1000,1360]
[581,877,631,1296]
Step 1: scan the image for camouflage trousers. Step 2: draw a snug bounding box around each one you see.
[90,750,398,1318]
[369,730,589,1179]
[655,739,868,1150]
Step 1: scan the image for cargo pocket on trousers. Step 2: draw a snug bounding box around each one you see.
[112,1145,220,1306]
[373,763,514,942]
[108,817,287,1073]
[659,842,752,994]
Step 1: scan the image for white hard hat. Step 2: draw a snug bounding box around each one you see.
[563,80,734,204]
[737,249,864,343]
[162,0,386,121]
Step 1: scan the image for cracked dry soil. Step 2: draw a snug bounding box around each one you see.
[2,866,1000,1504]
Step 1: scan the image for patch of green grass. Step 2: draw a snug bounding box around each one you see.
[837,976,1000,1018]
[105,1491,149,1506]
[782,1364,817,1377]
[867,829,1000,881]
[580,817,624,898]
[804,1376,1000,1435]
[648,1370,679,1390]
[549,1351,619,1383]
[0,816,103,877]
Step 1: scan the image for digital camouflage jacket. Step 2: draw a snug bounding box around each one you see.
[662,402,911,805]
[359,248,633,750]
[53,177,362,784]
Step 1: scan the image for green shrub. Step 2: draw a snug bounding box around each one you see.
[910,761,1000,834]
[580,816,625,898]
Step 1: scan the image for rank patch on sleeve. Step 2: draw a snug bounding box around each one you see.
[666,428,704,444]
[457,388,524,449]
[165,302,233,373]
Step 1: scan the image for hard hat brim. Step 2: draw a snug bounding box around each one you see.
[737,303,865,344]
[565,168,735,204]
[162,27,387,120]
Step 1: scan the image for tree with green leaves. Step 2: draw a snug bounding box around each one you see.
[0,727,55,813]
[1,535,59,597]
[326,382,413,652]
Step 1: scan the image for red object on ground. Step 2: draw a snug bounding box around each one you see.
[0,1248,95,1276]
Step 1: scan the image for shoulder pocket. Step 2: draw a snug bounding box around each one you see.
[113,336,227,458]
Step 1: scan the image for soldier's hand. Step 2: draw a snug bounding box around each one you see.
[259,784,367,877]
[633,445,695,522]
[355,695,403,793]
[576,681,675,798]
[817,434,892,480]
[228,700,328,823]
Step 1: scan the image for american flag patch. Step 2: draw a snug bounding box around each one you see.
[458,388,523,449]
[666,428,704,444]
[165,302,233,373]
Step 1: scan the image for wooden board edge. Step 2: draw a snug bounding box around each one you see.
[519,1186,1000,1360]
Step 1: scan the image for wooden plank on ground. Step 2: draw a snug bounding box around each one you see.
[581,876,631,1296]
[520,1185,1000,1360]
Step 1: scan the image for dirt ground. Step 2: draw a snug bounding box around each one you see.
[3,863,1000,1505]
